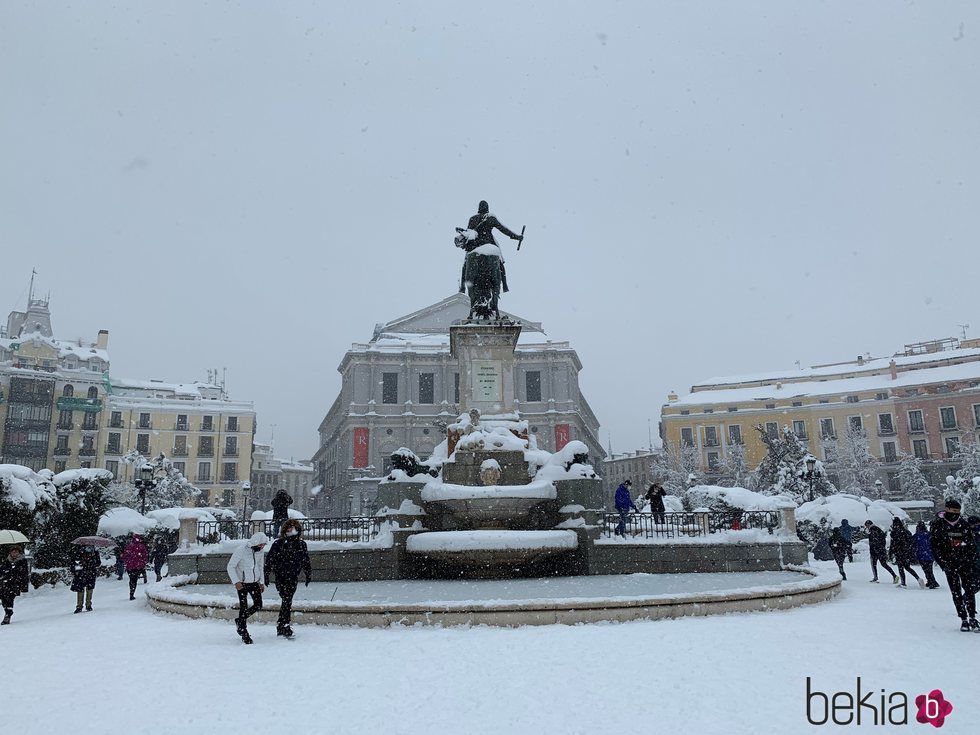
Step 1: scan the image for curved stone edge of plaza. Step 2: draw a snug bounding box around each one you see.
[144,567,841,628]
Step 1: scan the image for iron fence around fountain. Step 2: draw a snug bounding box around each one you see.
[601,510,780,539]
[195,516,383,545]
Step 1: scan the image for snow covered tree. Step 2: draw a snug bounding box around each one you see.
[896,452,932,500]
[828,424,879,495]
[753,425,834,501]
[119,451,200,511]
[951,436,980,514]
[0,465,56,539]
[717,443,748,488]
[650,442,700,495]
[33,469,116,569]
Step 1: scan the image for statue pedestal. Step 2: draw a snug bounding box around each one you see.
[449,322,522,415]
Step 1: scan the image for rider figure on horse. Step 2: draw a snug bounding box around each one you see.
[457,200,524,294]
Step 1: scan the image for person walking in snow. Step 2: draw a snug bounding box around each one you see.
[912,521,940,589]
[122,533,148,601]
[1,545,30,625]
[264,519,312,638]
[839,519,855,563]
[112,543,124,580]
[828,528,848,580]
[151,537,170,582]
[888,517,923,588]
[614,480,638,537]
[929,499,978,632]
[271,488,293,537]
[864,520,898,584]
[70,544,101,613]
[228,531,268,644]
[645,483,667,524]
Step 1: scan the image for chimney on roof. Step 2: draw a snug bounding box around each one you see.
[667,391,678,403]
[97,330,108,350]
[857,355,864,366]
[889,359,897,380]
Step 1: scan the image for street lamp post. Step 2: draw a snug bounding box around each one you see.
[803,456,817,503]
[240,481,251,534]
[874,479,883,500]
[134,464,157,515]
[347,494,354,518]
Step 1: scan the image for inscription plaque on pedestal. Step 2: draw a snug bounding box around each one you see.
[472,360,502,402]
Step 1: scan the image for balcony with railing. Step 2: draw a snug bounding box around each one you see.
[198,448,213,457]
[109,419,124,428]
[172,448,189,457]
[56,396,103,413]
[105,445,121,455]
[223,449,239,457]
[56,422,73,431]
[53,445,71,457]
[79,447,97,457]
[175,422,189,432]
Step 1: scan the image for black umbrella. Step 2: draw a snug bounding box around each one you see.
[71,536,117,547]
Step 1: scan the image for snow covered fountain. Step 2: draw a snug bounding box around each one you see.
[377,321,603,579]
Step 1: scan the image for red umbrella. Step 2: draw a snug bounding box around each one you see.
[71,536,117,547]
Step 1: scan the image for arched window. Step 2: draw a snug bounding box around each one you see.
[87,386,98,400]
[62,384,74,397]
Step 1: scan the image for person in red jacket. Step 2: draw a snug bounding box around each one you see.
[121,533,148,601]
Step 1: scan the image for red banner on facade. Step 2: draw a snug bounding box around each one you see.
[554,424,570,451]
[353,427,369,468]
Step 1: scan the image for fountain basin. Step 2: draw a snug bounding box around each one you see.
[406,530,578,573]
[420,479,556,528]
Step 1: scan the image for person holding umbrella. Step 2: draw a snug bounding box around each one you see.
[70,542,101,613]
[1,534,30,625]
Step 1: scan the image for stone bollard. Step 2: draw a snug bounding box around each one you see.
[777,503,797,536]
[178,517,198,550]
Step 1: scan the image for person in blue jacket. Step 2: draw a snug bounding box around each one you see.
[614,480,638,537]
[912,521,940,589]
[839,519,855,562]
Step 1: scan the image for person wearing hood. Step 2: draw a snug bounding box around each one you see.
[151,537,170,582]
[121,533,148,601]
[929,499,978,632]
[839,519,854,563]
[1,545,30,624]
[227,531,268,644]
[645,483,667,525]
[912,521,940,589]
[614,480,638,537]
[827,528,849,580]
[863,520,898,584]
[264,519,312,638]
[889,517,924,588]
[70,544,101,613]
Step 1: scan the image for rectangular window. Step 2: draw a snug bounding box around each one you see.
[197,461,211,482]
[766,404,776,410]
[54,460,66,473]
[940,407,957,430]
[225,436,238,456]
[176,414,188,431]
[222,462,237,482]
[792,420,807,440]
[173,435,187,456]
[382,372,399,404]
[882,441,897,463]
[81,413,97,430]
[201,415,213,431]
[765,422,778,439]
[913,439,928,460]
[875,392,888,401]
[680,410,690,416]
[105,460,119,477]
[703,408,713,414]
[199,436,213,456]
[525,371,542,403]
[792,401,803,407]
[727,406,738,412]
[57,410,73,430]
[848,416,863,431]
[908,410,925,432]
[81,435,94,451]
[172,461,185,476]
[418,373,435,404]
[974,404,980,427]
[227,416,239,432]
[703,426,718,446]
[877,413,894,435]
[707,452,719,470]
[453,373,460,404]
[846,395,859,403]
[106,433,121,454]
[136,434,150,454]
[56,435,69,451]
[728,425,742,445]
[139,412,151,429]
[945,437,960,456]
[820,418,835,439]
[681,428,694,446]
[110,411,123,428]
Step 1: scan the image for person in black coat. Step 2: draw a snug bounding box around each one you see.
[828,528,848,580]
[863,520,898,584]
[151,538,170,582]
[1,545,30,625]
[70,545,101,613]
[930,499,979,631]
[270,489,293,537]
[888,517,923,588]
[645,483,667,524]
[264,519,312,638]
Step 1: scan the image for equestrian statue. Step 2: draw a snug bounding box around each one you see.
[454,200,524,320]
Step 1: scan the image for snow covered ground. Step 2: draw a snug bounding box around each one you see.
[3,556,978,734]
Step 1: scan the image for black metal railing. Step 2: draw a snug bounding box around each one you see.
[600,510,780,539]
[196,516,382,545]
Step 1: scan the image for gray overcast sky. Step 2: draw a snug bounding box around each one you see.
[2,2,978,462]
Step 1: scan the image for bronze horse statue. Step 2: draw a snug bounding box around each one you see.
[459,242,504,320]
